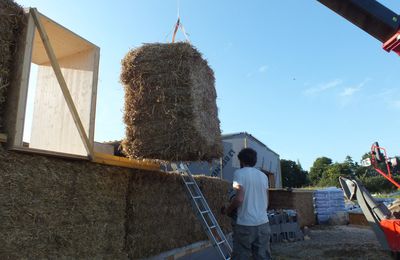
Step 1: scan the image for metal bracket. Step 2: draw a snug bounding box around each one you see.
[383,30,400,56]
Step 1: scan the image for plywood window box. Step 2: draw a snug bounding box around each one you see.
[6,8,99,159]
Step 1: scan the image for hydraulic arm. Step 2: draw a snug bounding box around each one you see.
[317,0,400,55]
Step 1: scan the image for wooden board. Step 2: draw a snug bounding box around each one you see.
[32,12,96,65]
[9,146,162,172]
[9,147,161,172]
[0,133,7,143]
[349,212,369,226]
[10,145,88,160]
[5,12,35,147]
[93,152,161,172]
[29,9,99,157]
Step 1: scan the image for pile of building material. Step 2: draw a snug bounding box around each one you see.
[314,187,346,224]
[268,210,303,243]
[0,0,24,130]
[388,199,400,218]
[120,42,222,162]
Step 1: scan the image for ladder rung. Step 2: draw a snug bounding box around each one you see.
[176,162,232,258]
[217,240,226,245]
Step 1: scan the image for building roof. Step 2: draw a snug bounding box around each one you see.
[221,132,279,157]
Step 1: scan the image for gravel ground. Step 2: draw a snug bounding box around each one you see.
[181,225,394,260]
[271,225,392,260]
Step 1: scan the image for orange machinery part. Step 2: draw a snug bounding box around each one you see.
[380,219,400,252]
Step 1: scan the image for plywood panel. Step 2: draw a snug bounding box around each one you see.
[30,48,98,155]
[32,13,95,65]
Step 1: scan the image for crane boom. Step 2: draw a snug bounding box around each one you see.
[317,0,400,55]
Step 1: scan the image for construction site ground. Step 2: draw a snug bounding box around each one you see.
[180,225,392,260]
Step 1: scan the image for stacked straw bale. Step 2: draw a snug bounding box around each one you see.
[0,0,24,130]
[0,146,130,258]
[0,146,231,259]
[120,43,223,162]
[125,171,231,258]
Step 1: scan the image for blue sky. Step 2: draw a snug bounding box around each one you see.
[18,0,400,170]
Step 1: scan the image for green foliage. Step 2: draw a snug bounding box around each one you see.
[309,157,332,185]
[374,193,400,199]
[359,176,400,193]
[317,162,353,187]
[280,159,309,188]
[307,152,400,193]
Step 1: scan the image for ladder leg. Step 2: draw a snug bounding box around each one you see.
[175,162,232,259]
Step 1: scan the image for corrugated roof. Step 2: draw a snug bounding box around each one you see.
[221,132,279,156]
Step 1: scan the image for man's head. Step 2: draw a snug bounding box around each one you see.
[237,148,257,168]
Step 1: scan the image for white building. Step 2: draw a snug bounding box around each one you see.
[188,132,282,188]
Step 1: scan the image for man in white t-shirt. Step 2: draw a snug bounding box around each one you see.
[222,148,271,259]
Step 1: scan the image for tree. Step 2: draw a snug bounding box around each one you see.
[318,162,353,187]
[344,155,357,172]
[280,159,309,188]
[307,152,400,192]
[309,157,332,185]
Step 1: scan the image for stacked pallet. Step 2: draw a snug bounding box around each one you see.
[314,187,346,224]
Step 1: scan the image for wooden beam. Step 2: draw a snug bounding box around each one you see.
[93,152,161,172]
[11,12,35,147]
[30,8,93,158]
[10,146,89,160]
[0,133,7,143]
[88,48,100,148]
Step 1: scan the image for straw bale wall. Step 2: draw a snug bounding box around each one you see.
[0,0,24,130]
[125,170,231,258]
[120,43,222,162]
[0,146,231,258]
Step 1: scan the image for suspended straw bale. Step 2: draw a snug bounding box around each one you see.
[0,0,24,130]
[120,42,222,161]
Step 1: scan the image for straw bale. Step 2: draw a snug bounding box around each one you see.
[0,0,24,130]
[120,42,222,161]
[0,146,130,259]
[125,171,231,258]
[0,146,231,258]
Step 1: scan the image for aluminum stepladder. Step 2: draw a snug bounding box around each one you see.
[171,162,232,260]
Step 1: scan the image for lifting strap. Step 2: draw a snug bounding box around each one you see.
[172,17,190,43]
